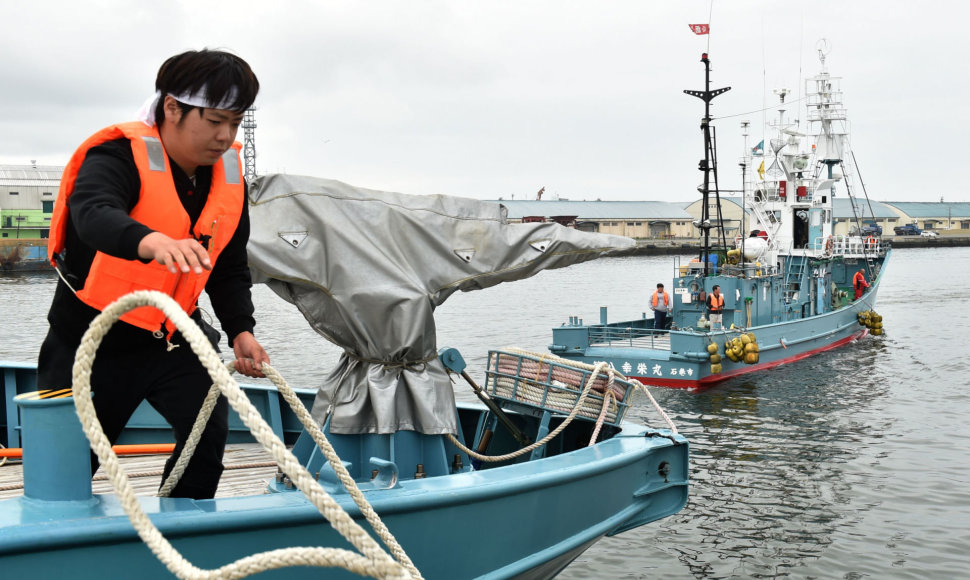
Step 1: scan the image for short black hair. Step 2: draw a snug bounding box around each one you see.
[153,48,259,126]
[712,285,720,291]
[657,283,664,288]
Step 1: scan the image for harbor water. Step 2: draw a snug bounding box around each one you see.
[2,246,968,578]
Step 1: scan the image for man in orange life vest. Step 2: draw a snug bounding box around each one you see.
[707,284,725,330]
[38,49,270,499]
[650,283,671,330]
[853,269,870,300]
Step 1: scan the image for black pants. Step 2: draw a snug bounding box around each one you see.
[38,326,228,500]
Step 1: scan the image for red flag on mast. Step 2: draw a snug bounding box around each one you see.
[689,24,710,35]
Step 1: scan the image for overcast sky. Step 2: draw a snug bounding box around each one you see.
[1,1,962,203]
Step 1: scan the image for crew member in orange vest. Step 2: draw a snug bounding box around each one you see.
[37,49,269,499]
[853,269,870,300]
[707,284,725,330]
[650,282,671,330]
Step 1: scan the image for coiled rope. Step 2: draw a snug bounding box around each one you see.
[72,290,421,580]
[445,347,677,463]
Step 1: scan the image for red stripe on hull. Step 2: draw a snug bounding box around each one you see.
[630,328,868,390]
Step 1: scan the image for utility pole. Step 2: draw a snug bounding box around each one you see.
[242,108,257,182]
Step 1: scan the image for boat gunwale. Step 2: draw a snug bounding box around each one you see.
[0,408,686,554]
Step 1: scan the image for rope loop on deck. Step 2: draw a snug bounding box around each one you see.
[446,347,678,461]
[72,290,421,580]
[446,360,612,462]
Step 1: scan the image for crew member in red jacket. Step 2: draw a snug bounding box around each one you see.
[38,49,269,499]
[853,269,870,300]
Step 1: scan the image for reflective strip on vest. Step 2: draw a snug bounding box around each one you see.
[142,137,166,171]
[221,149,241,184]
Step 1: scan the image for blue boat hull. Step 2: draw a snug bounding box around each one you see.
[0,363,688,579]
[550,253,888,390]
[576,303,872,389]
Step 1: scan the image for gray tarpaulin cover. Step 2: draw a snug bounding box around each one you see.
[246,174,634,434]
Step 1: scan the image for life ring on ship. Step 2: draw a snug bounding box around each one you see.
[824,236,834,256]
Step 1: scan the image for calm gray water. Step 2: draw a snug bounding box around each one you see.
[2,247,968,578]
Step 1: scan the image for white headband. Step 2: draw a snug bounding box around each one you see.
[136,86,240,127]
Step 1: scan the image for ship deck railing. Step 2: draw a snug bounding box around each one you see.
[587,326,671,350]
[814,234,885,258]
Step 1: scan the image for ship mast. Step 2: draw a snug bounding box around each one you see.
[684,53,730,276]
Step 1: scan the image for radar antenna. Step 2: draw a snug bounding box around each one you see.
[816,38,832,69]
[684,53,731,277]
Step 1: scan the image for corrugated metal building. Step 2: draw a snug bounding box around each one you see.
[832,198,900,235]
[493,199,695,238]
[1,164,64,239]
[883,202,970,231]
[683,197,747,238]
[2,161,965,240]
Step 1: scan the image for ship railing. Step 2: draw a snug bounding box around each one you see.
[826,234,881,257]
[587,326,670,350]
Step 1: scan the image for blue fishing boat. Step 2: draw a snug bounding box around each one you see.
[0,177,688,578]
[550,48,890,390]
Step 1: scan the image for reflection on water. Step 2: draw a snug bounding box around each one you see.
[3,248,970,578]
[640,346,895,578]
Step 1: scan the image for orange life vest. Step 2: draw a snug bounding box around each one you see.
[708,293,724,312]
[49,121,245,336]
[853,271,868,289]
[651,291,670,308]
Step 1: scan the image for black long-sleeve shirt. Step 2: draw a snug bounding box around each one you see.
[48,137,256,350]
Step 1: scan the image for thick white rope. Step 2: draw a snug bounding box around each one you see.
[628,380,678,436]
[250,363,422,579]
[160,362,420,577]
[158,384,220,496]
[72,290,419,580]
[587,389,616,447]
[446,361,611,462]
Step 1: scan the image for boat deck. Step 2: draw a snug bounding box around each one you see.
[0,444,278,501]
